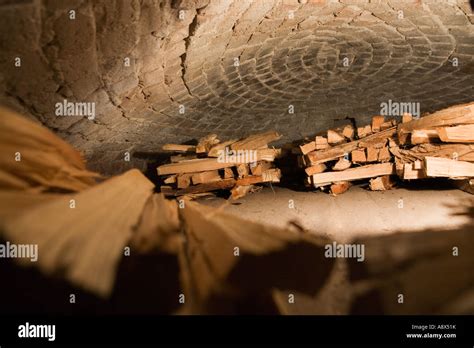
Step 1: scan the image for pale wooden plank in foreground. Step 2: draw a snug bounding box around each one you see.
[312,163,395,185]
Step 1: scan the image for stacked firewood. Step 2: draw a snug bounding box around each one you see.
[298,102,474,195]
[157,131,282,199]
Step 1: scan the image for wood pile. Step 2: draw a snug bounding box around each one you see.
[157,131,283,200]
[297,102,474,195]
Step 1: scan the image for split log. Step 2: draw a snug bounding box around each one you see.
[424,157,474,178]
[327,130,345,145]
[366,147,379,162]
[312,163,395,186]
[357,125,372,138]
[305,163,327,176]
[377,147,391,162]
[330,181,351,195]
[351,149,366,163]
[371,115,385,132]
[437,125,474,143]
[315,136,329,150]
[300,141,316,155]
[369,175,395,191]
[332,158,351,171]
[342,125,355,140]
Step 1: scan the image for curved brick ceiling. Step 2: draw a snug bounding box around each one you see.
[0,0,473,173]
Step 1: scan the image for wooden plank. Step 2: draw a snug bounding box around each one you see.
[424,157,474,178]
[162,144,196,152]
[437,125,474,143]
[312,163,395,185]
[231,131,281,150]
